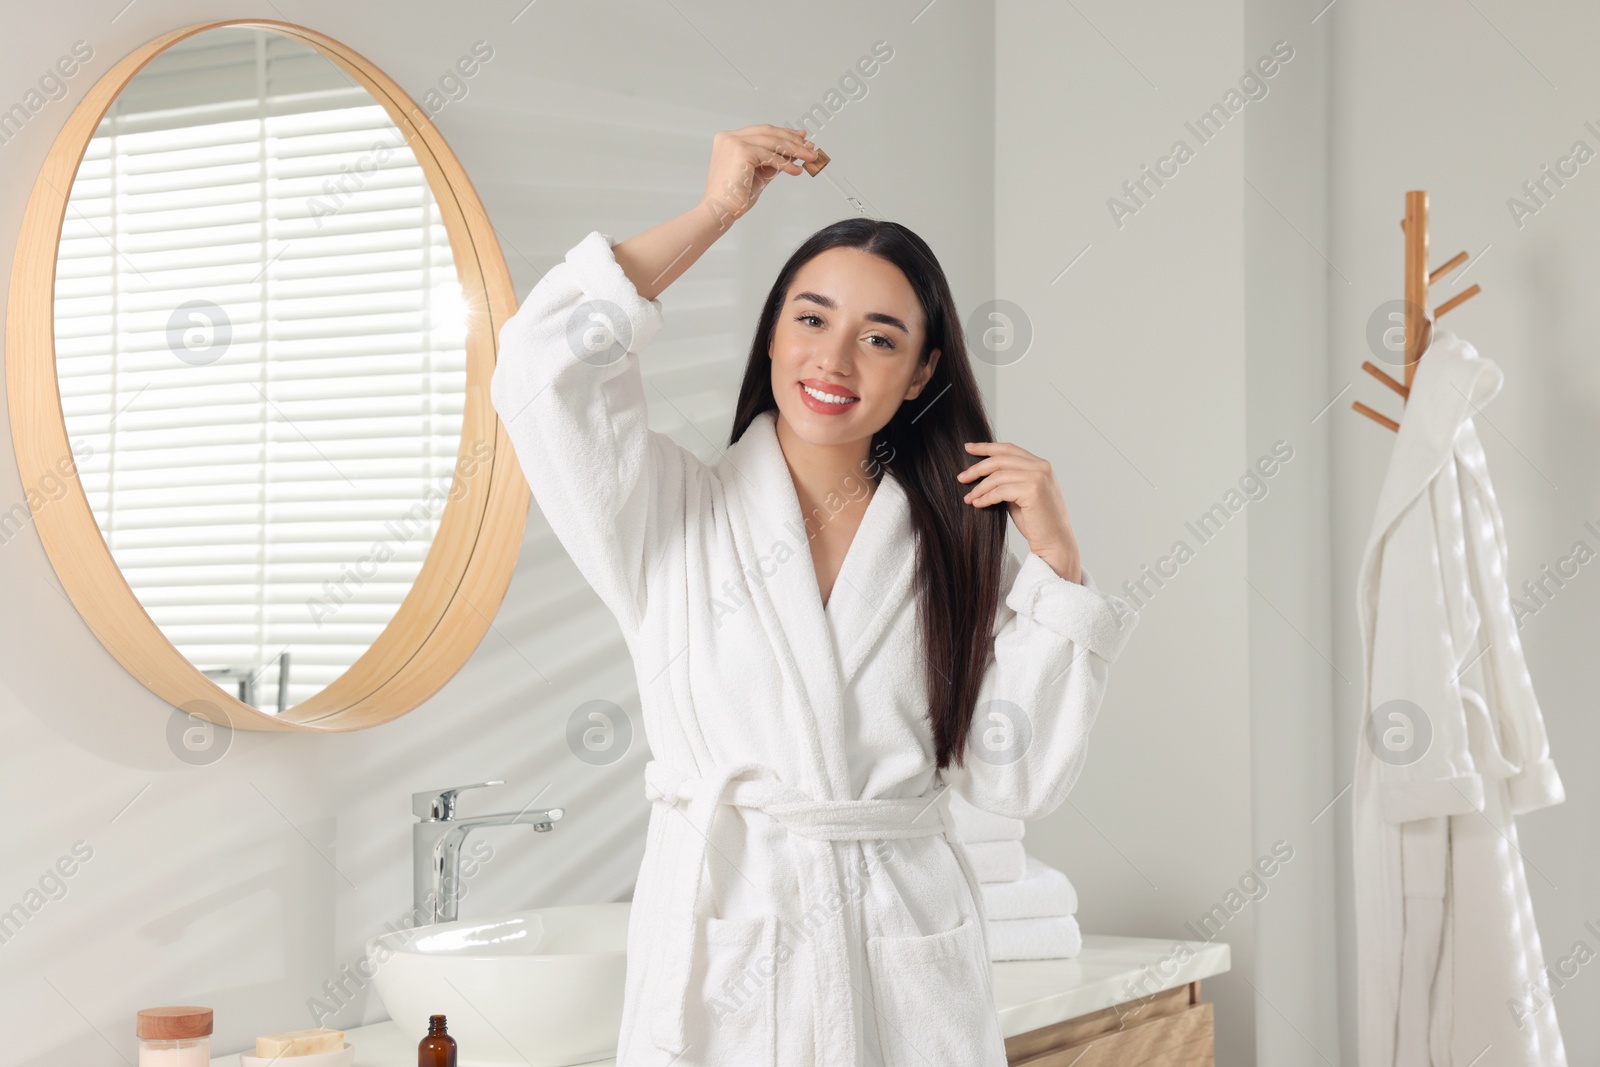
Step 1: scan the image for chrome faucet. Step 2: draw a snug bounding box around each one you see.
[411,780,564,925]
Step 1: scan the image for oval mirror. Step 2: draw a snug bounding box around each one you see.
[8,20,527,732]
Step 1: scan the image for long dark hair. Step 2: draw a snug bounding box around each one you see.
[727,218,1007,772]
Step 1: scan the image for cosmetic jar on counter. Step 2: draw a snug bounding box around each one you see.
[136,1005,212,1066]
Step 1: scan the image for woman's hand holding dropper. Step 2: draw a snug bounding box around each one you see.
[700,125,818,226]
[612,125,819,302]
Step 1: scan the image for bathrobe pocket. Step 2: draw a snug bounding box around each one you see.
[865,915,1004,1067]
[685,912,779,1065]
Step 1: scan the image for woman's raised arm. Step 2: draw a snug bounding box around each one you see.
[487,126,818,635]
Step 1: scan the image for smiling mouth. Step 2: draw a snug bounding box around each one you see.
[800,382,859,405]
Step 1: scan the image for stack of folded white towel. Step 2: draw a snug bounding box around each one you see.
[947,791,1082,962]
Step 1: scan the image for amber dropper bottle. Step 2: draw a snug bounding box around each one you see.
[803,146,873,217]
[418,1014,456,1066]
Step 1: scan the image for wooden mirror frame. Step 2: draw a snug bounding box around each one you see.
[6,19,528,732]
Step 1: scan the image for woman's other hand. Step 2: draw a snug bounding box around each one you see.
[701,124,819,229]
[957,441,1083,584]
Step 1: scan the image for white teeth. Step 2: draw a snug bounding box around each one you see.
[803,384,858,404]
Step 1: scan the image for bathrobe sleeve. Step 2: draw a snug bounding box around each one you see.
[1367,473,1485,825]
[1365,461,1490,1055]
[1460,431,1565,815]
[942,548,1139,821]
[489,230,703,636]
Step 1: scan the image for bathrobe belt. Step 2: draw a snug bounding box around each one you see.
[642,757,977,1065]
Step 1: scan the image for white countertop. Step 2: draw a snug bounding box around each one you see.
[210,934,1229,1066]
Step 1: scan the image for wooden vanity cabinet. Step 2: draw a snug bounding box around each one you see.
[1005,982,1214,1066]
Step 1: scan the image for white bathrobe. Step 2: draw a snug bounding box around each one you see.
[1354,328,1567,1067]
[490,230,1138,1067]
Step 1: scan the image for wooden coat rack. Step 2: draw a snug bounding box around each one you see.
[1352,190,1482,431]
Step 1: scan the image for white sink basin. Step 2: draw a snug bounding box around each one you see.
[367,902,629,1066]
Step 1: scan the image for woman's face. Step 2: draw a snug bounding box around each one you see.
[768,246,941,448]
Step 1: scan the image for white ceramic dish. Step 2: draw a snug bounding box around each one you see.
[238,1043,354,1067]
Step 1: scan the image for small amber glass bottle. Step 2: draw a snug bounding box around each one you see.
[418,1014,457,1066]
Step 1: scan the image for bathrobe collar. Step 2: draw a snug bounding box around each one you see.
[717,408,918,799]
[1359,329,1503,682]
[1361,328,1504,565]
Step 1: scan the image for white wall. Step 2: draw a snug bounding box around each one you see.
[0,1,993,1061]
[1328,1,1600,1061]
[998,1,1600,1061]
[995,1,1259,1061]
[1243,0,1343,1064]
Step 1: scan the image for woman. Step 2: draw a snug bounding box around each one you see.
[490,125,1137,1067]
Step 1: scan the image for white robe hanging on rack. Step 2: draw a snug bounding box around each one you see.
[489,229,1139,1066]
[1354,328,1567,1067]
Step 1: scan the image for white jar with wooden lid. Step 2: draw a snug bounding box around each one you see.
[136,1006,212,1066]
